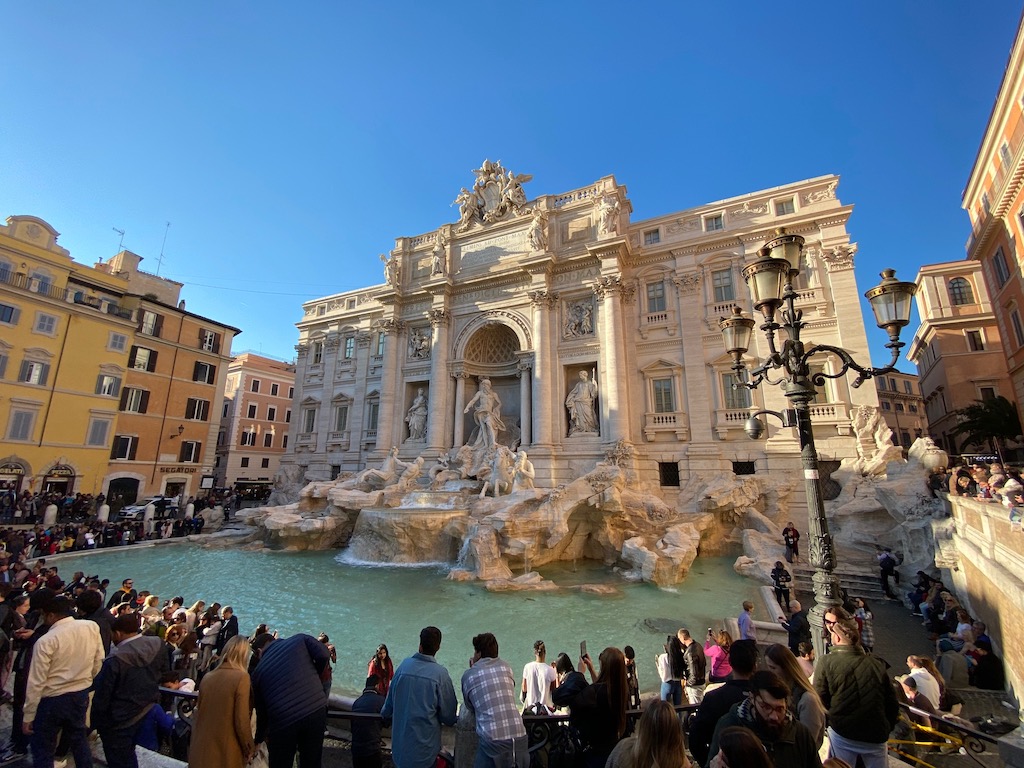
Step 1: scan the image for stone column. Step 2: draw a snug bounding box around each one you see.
[674,271,714,444]
[372,320,404,453]
[185,502,195,520]
[517,355,533,447]
[453,371,468,447]
[594,276,632,442]
[529,290,558,446]
[43,504,58,526]
[427,309,451,451]
[96,503,110,523]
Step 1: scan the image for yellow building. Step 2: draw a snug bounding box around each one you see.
[0,216,136,495]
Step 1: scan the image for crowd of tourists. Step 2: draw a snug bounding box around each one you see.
[0,501,1009,768]
[0,552,1011,768]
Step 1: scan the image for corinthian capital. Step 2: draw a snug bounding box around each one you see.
[529,290,559,309]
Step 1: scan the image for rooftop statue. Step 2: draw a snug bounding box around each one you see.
[454,160,533,231]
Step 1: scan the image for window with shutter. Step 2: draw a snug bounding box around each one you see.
[179,441,201,463]
[193,362,215,384]
[18,360,49,386]
[110,435,138,460]
[0,354,7,379]
[199,329,220,352]
[0,303,19,325]
[96,375,121,397]
[87,419,110,447]
[8,410,34,441]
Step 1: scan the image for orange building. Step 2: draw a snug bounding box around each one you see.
[962,10,1024,426]
[215,352,296,498]
[907,260,1012,455]
[99,250,240,504]
[873,370,926,451]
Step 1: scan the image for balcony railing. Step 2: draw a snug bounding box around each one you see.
[642,411,689,441]
[0,270,135,320]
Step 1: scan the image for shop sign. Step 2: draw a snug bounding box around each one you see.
[0,464,25,476]
[159,467,198,474]
[46,465,75,477]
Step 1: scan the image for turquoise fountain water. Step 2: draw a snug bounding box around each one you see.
[63,547,752,698]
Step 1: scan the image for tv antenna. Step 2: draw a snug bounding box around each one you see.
[156,221,171,275]
[112,227,125,254]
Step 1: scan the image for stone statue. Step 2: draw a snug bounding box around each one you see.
[479,445,516,498]
[454,187,478,231]
[355,446,411,489]
[431,231,448,275]
[395,456,425,490]
[527,208,547,251]
[511,450,535,493]
[380,253,399,286]
[405,388,428,442]
[596,194,620,236]
[566,370,599,436]
[455,161,533,230]
[464,378,505,449]
[409,328,430,359]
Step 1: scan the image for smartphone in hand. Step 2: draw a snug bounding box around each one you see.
[580,640,587,660]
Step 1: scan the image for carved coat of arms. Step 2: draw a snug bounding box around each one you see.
[454,159,533,231]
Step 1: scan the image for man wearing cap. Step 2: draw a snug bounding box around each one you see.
[23,595,104,767]
[91,612,171,767]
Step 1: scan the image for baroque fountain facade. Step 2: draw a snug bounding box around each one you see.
[235,164,951,587]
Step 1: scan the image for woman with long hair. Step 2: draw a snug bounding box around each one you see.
[763,643,826,748]
[705,630,733,683]
[185,600,205,633]
[368,643,394,696]
[197,603,222,672]
[573,646,629,768]
[656,635,686,704]
[853,597,875,652]
[606,699,691,768]
[189,635,255,768]
[140,594,162,631]
[709,726,772,768]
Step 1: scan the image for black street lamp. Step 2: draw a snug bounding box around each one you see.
[719,228,917,658]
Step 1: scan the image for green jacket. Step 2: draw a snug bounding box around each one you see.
[814,644,898,743]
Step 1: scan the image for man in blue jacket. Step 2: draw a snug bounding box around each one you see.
[381,626,458,768]
[252,633,331,768]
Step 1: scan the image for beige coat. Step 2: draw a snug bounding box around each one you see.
[188,666,255,768]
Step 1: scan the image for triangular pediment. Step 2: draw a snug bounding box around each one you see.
[640,358,681,373]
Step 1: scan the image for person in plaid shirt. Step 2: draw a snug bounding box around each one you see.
[461,633,528,768]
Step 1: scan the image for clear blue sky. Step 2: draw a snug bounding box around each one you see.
[2,2,1019,368]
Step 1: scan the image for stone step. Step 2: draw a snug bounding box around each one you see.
[787,564,892,602]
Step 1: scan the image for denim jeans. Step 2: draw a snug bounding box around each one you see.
[31,689,93,768]
[659,680,682,704]
[827,726,887,768]
[474,734,529,768]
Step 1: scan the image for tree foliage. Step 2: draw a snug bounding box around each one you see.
[950,396,1023,462]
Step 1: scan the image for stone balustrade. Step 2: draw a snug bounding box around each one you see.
[943,493,1023,718]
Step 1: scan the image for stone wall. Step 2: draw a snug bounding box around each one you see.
[944,494,1023,717]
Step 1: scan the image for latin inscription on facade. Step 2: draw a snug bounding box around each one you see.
[457,231,527,269]
[453,281,530,306]
[552,266,600,287]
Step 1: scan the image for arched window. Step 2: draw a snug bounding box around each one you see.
[948,277,974,306]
